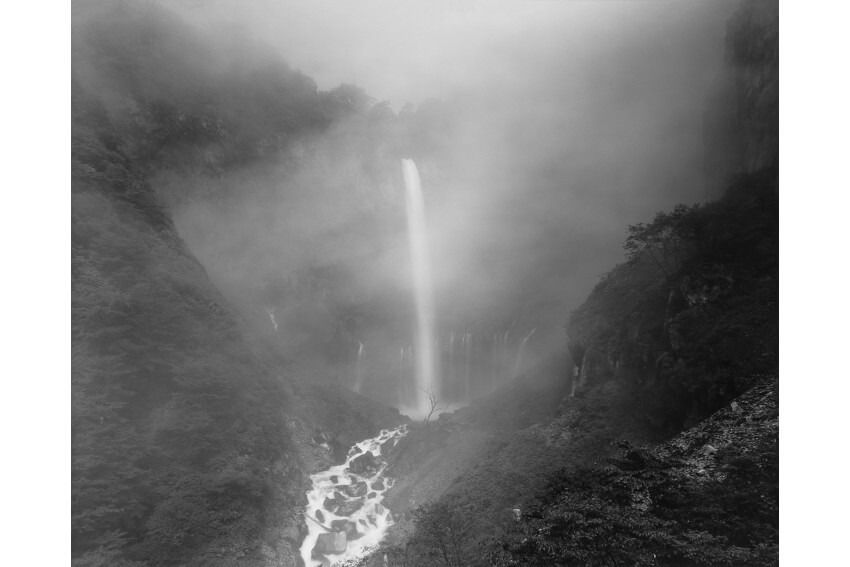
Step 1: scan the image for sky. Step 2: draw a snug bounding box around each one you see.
[162,0,737,109]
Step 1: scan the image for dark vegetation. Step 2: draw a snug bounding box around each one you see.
[569,167,778,432]
[72,2,411,564]
[73,81,302,565]
[486,378,778,567]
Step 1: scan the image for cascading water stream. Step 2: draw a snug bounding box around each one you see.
[265,306,279,332]
[513,328,536,378]
[464,332,472,399]
[299,425,409,566]
[354,342,365,393]
[402,159,435,415]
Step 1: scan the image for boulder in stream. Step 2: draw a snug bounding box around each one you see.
[331,519,360,539]
[349,452,380,475]
[313,531,347,556]
[337,499,364,516]
[322,493,345,513]
[370,479,385,491]
[344,481,368,497]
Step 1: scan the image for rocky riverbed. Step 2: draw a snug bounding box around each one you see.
[299,425,409,567]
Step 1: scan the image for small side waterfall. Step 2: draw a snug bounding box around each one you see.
[354,342,365,393]
[264,306,278,332]
[513,328,536,378]
[403,159,435,415]
[464,332,472,399]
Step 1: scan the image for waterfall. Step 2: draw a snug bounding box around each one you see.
[512,328,536,378]
[448,330,456,399]
[398,348,406,405]
[354,342,364,393]
[464,332,472,399]
[264,306,278,332]
[403,159,435,415]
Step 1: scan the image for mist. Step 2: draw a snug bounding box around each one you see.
[145,0,739,406]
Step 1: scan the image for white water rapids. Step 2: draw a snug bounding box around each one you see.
[299,425,409,566]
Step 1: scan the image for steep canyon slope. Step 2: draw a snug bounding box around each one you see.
[72,2,407,565]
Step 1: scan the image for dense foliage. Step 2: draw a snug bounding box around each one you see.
[569,168,778,430]
[486,378,778,566]
[72,78,307,565]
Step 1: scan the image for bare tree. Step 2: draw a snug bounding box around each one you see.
[423,383,448,425]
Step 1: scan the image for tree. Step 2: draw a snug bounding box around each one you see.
[411,501,474,567]
[422,383,448,425]
[624,204,697,277]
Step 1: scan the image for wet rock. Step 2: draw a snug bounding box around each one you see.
[349,452,380,475]
[315,510,325,523]
[367,492,376,499]
[331,520,360,539]
[313,531,347,555]
[323,493,345,512]
[731,401,742,413]
[337,499,364,516]
[344,481,368,497]
[330,475,338,483]
[370,479,385,491]
[702,444,717,456]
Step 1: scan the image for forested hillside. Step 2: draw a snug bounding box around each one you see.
[72,2,408,565]
[73,77,304,565]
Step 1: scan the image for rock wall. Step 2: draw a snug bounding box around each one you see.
[703,0,778,196]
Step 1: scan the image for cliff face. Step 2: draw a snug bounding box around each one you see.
[703,0,778,195]
[566,169,778,432]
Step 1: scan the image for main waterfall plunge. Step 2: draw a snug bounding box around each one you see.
[402,159,435,416]
[345,160,539,414]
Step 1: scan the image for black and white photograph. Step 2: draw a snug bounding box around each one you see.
[64,0,783,565]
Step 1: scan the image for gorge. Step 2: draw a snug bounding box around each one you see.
[70,1,779,566]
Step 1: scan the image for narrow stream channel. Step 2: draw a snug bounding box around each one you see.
[299,425,409,566]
